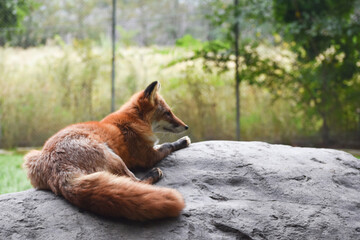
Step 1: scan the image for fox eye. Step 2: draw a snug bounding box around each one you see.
[165,111,171,116]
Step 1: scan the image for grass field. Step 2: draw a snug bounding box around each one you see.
[0,153,32,195]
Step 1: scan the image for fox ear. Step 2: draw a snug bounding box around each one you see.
[144,81,160,104]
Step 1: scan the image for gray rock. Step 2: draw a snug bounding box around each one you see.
[1,141,360,240]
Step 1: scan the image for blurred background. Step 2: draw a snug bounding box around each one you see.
[0,0,360,193]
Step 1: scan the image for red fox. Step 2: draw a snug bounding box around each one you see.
[23,81,191,221]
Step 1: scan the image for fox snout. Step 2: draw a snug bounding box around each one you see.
[162,123,189,133]
[151,108,189,133]
[152,116,189,133]
[169,120,189,133]
[165,111,188,133]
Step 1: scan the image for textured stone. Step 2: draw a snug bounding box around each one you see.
[1,141,360,240]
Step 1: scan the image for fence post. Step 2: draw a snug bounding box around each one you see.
[0,112,2,148]
[111,0,117,112]
[234,0,240,141]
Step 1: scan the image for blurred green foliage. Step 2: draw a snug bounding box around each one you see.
[171,0,360,146]
[273,0,360,144]
[175,34,203,50]
[0,0,36,28]
[0,0,38,45]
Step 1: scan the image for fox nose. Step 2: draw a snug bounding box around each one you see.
[185,125,189,130]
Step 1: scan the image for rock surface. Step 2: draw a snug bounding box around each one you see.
[1,141,360,240]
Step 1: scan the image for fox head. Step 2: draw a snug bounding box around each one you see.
[140,81,188,133]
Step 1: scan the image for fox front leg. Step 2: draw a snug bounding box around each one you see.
[155,136,191,154]
[142,136,191,169]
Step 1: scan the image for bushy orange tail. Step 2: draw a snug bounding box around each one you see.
[23,150,49,190]
[63,171,185,221]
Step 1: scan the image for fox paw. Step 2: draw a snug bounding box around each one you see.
[141,167,163,184]
[173,136,191,151]
[181,136,191,147]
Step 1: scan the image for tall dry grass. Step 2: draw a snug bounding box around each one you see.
[0,43,310,148]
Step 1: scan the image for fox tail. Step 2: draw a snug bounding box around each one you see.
[23,150,49,190]
[61,171,185,221]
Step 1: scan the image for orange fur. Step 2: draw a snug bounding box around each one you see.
[23,81,189,221]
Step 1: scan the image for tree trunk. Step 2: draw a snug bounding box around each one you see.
[234,0,240,141]
[111,0,116,112]
[321,114,330,145]
[320,65,330,145]
[0,111,2,148]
